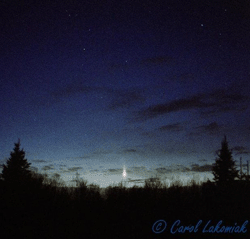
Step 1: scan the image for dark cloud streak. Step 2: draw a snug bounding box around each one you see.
[132,89,249,121]
[158,123,184,132]
[195,122,220,135]
[191,164,213,172]
[232,146,250,155]
[133,94,212,121]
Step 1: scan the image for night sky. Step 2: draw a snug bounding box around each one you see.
[1,0,250,187]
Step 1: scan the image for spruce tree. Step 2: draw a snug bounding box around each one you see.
[212,136,239,185]
[1,139,31,184]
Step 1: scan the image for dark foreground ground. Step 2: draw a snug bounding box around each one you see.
[0,175,249,239]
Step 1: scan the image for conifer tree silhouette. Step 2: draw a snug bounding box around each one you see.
[212,136,239,185]
[1,139,31,184]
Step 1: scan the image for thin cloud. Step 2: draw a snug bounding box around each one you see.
[200,90,249,116]
[130,166,148,173]
[108,55,175,71]
[31,83,105,108]
[195,122,220,135]
[155,165,191,174]
[90,169,99,173]
[32,159,47,163]
[123,149,137,153]
[68,156,92,160]
[106,168,123,174]
[51,82,145,110]
[232,146,247,152]
[107,88,145,110]
[132,89,249,121]
[158,123,184,132]
[208,89,248,106]
[169,73,196,84]
[235,151,250,155]
[91,149,114,156]
[198,159,208,162]
[127,178,145,184]
[59,164,67,167]
[155,167,173,174]
[42,165,54,171]
[154,164,213,174]
[191,164,213,172]
[133,94,210,121]
[67,166,83,172]
[232,146,250,155]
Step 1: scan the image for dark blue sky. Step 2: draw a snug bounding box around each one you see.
[1,0,250,187]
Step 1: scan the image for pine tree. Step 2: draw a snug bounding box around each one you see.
[1,139,31,184]
[212,136,239,185]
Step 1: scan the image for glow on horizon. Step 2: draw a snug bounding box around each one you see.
[122,166,127,179]
[59,169,214,188]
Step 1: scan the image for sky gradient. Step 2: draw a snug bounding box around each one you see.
[1,0,250,187]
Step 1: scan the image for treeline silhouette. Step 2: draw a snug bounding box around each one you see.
[1,138,250,239]
[1,173,250,239]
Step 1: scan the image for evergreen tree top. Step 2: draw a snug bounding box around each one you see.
[212,136,239,185]
[1,139,31,183]
[217,135,233,159]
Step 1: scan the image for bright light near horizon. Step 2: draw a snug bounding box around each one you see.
[122,166,127,179]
